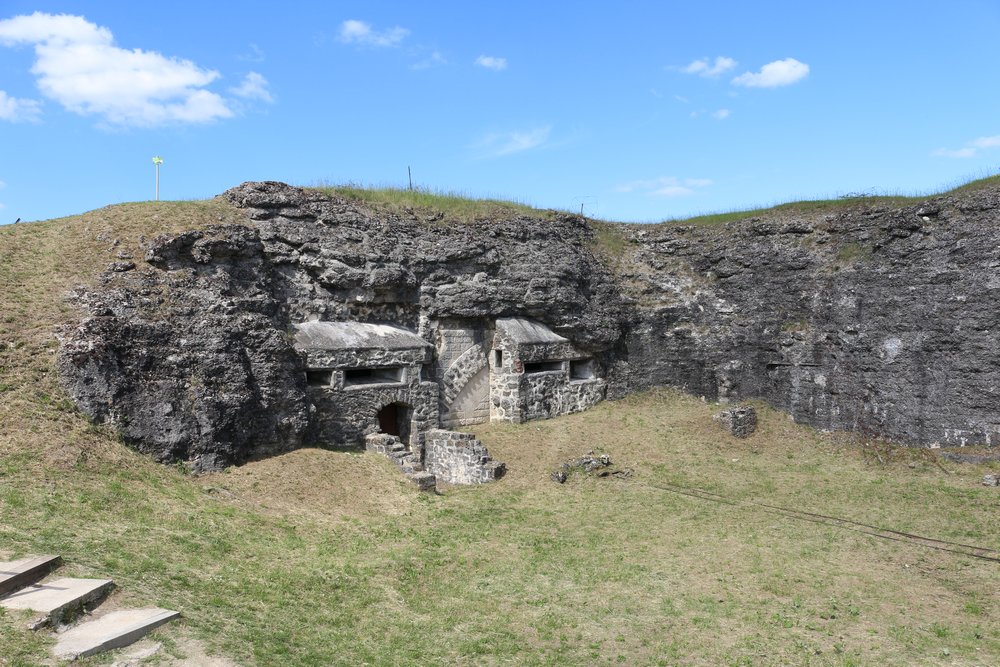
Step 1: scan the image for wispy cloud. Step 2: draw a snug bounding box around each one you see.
[229,71,273,103]
[616,176,713,198]
[681,56,737,78]
[338,19,408,47]
[237,43,265,63]
[474,125,551,157]
[689,108,732,120]
[732,58,809,88]
[475,55,507,71]
[0,90,42,122]
[411,50,447,70]
[0,12,232,126]
[933,134,1000,159]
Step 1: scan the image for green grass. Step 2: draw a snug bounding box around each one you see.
[2,186,1000,665]
[655,171,1000,227]
[312,183,543,224]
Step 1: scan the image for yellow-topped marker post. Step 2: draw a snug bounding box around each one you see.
[152,156,164,201]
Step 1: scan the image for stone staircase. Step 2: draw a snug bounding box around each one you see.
[365,433,437,491]
[0,554,179,661]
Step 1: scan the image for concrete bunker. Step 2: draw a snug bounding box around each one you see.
[292,321,439,454]
[489,317,607,423]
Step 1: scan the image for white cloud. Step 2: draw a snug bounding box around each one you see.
[338,19,408,47]
[933,134,1000,158]
[932,147,977,159]
[229,72,273,103]
[711,108,731,120]
[475,55,507,71]
[0,12,232,126]
[411,50,447,70]
[971,135,1000,149]
[0,180,6,188]
[732,58,809,88]
[673,94,690,104]
[616,176,713,198]
[0,90,41,122]
[681,56,737,78]
[475,125,551,157]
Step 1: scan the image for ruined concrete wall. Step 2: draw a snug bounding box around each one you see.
[58,183,620,470]
[423,429,505,484]
[616,189,1000,447]
[57,226,311,472]
[58,181,1000,471]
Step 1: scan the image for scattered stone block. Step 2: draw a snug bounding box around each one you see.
[550,451,630,483]
[983,474,999,487]
[408,472,437,492]
[718,406,757,438]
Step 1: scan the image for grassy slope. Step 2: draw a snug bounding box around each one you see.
[0,191,998,666]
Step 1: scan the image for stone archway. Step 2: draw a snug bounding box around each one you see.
[440,342,490,427]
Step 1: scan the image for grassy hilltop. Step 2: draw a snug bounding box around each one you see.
[0,187,999,666]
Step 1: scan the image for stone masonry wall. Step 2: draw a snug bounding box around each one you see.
[520,373,606,422]
[423,429,506,484]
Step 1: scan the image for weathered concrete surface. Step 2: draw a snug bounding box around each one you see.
[612,188,1000,448]
[58,181,1000,469]
[53,607,180,660]
[58,182,620,470]
[0,577,114,627]
[0,555,61,597]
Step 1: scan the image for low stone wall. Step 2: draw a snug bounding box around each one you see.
[423,429,506,484]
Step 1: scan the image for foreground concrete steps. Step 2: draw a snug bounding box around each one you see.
[53,607,181,660]
[1,577,114,629]
[0,555,62,597]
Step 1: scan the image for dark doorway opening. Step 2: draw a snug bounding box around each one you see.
[377,402,413,444]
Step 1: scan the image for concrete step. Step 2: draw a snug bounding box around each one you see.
[53,607,180,660]
[0,555,62,597]
[0,577,114,629]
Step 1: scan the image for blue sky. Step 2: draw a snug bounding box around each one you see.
[1,1,999,224]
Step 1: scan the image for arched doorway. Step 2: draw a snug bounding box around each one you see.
[377,402,413,444]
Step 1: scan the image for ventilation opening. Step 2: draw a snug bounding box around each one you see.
[344,367,405,387]
[306,369,334,387]
[570,359,596,381]
[494,349,503,369]
[524,360,564,374]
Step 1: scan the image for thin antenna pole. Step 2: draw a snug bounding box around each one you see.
[408,166,413,191]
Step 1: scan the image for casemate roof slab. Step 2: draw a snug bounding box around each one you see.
[292,321,430,352]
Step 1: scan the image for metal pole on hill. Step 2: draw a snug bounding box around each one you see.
[408,166,413,191]
[152,156,164,201]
